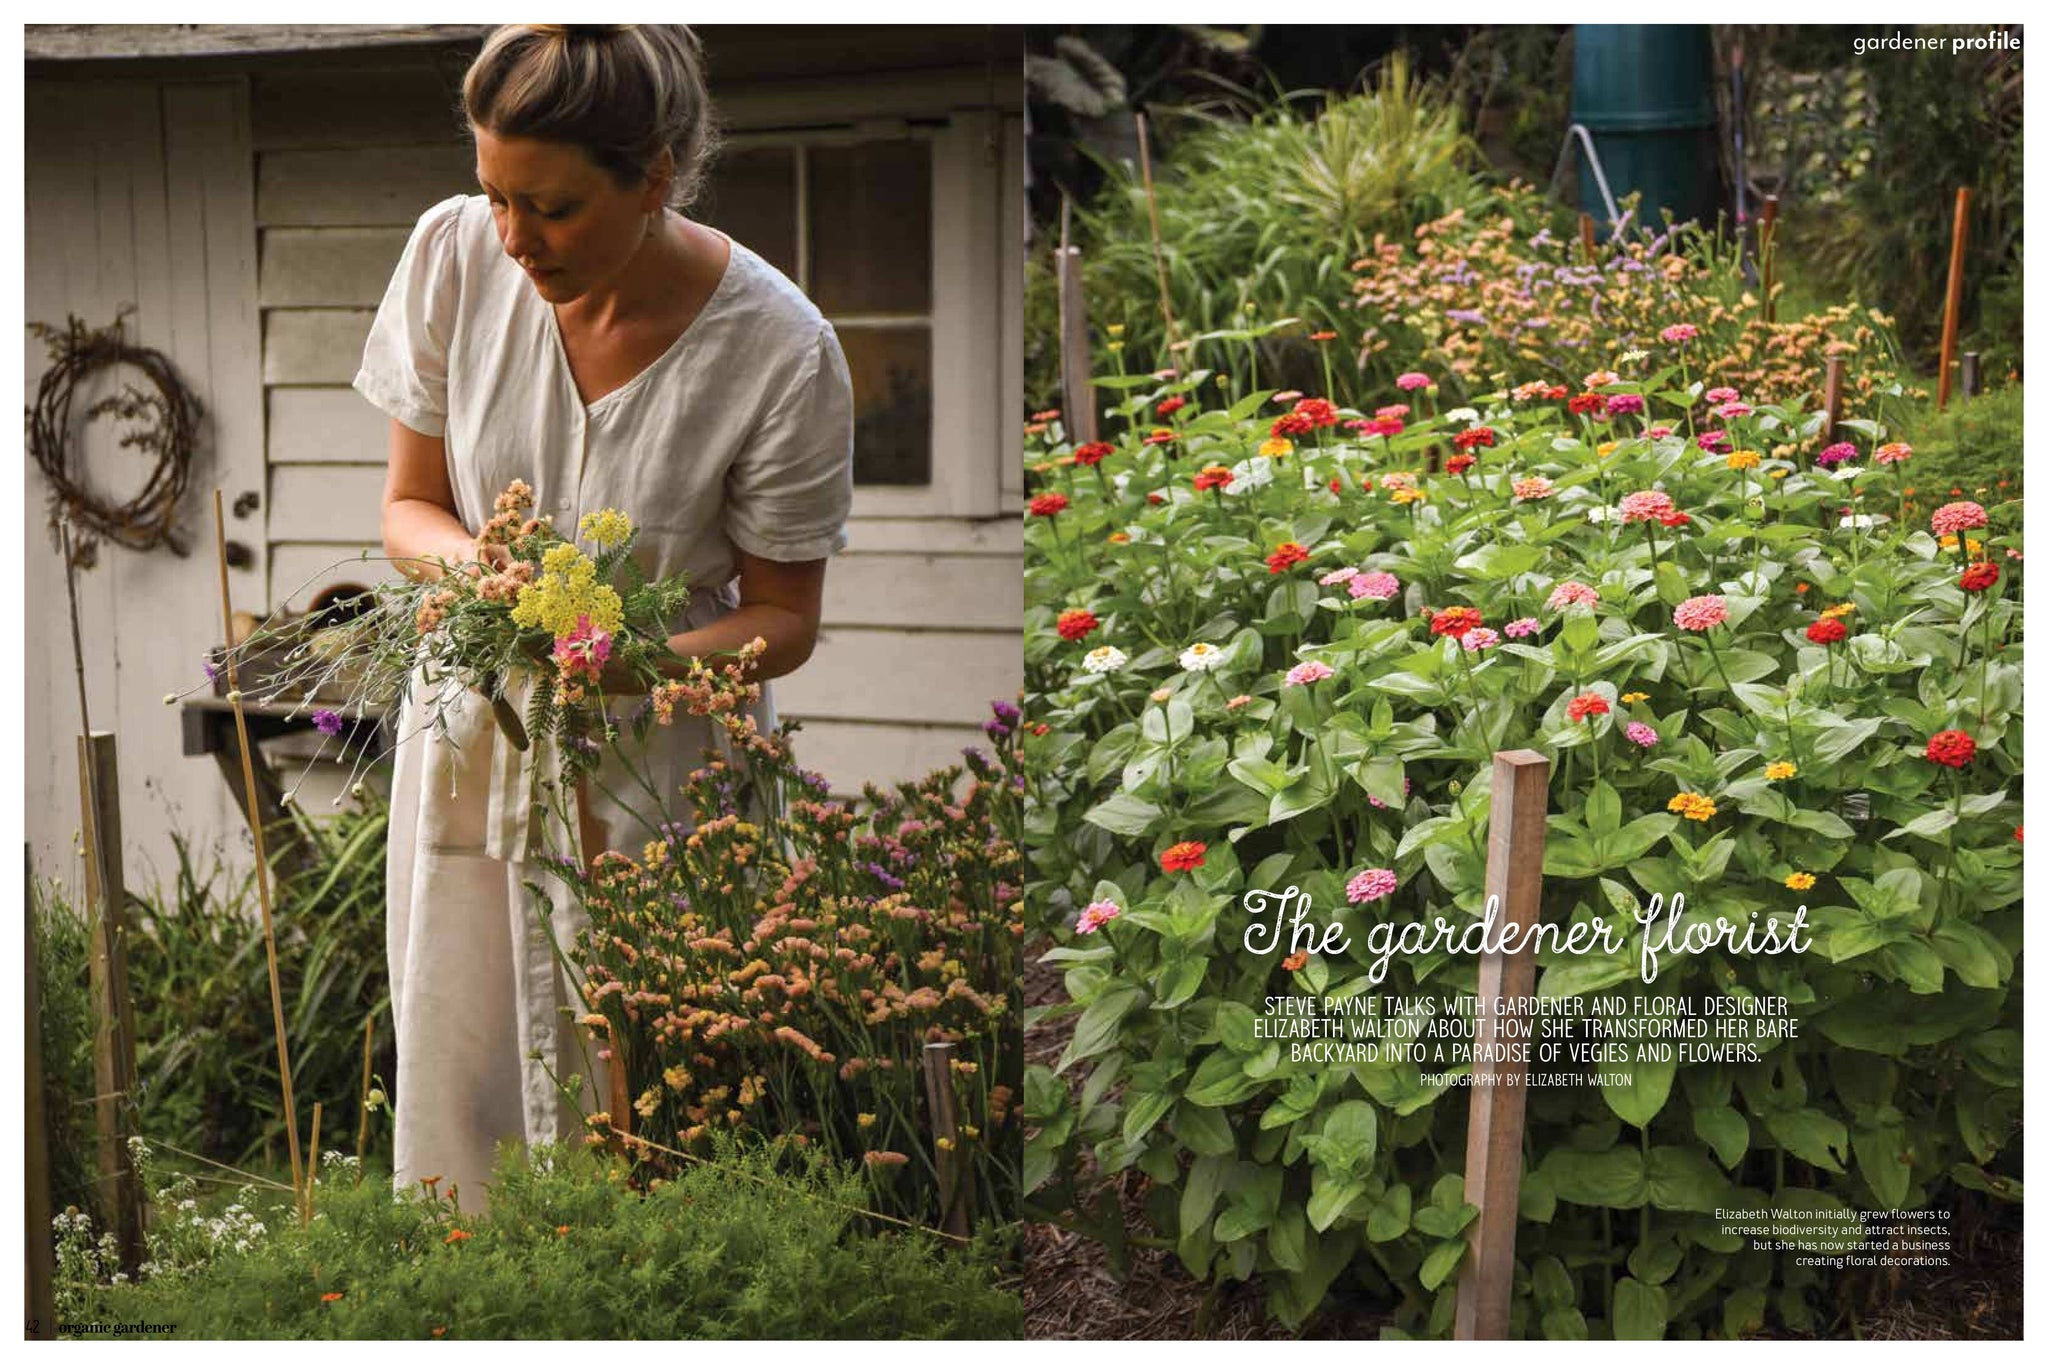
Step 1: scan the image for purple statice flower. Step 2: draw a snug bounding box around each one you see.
[867,863,906,892]
[312,709,343,737]
[990,699,1021,726]
[1445,308,1486,326]
[984,719,1011,740]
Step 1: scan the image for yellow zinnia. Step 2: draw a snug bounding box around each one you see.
[1260,437,1295,458]
[1727,450,1761,471]
[1784,872,1816,891]
[1765,762,1797,782]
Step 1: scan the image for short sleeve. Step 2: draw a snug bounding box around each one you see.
[724,325,855,562]
[352,195,467,438]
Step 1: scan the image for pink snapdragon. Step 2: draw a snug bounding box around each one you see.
[552,614,614,682]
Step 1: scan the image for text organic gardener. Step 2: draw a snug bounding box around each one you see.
[1243,884,1813,987]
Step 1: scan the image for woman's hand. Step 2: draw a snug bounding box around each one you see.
[464,539,515,577]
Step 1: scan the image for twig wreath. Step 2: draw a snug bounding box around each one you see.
[27,310,202,566]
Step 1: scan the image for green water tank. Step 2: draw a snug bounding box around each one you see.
[1571,25,1722,233]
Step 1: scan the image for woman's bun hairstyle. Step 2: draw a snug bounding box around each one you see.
[464,24,720,209]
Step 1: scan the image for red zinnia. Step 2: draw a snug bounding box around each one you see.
[1543,384,1570,401]
[1028,492,1069,518]
[1566,692,1610,723]
[1272,412,1314,438]
[1925,729,1977,768]
[1156,396,1187,418]
[1805,618,1848,645]
[1453,426,1497,451]
[1445,453,1477,475]
[1266,541,1310,574]
[1568,392,1607,417]
[1073,441,1113,466]
[1056,608,1100,642]
[1658,510,1692,528]
[1429,606,1483,639]
[1193,465,1234,493]
[1960,561,2001,592]
[1159,841,1208,872]
[1293,397,1340,428]
[1143,428,1178,447]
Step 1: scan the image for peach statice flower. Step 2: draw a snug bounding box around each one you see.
[1673,595,1729,631]
[1546,580,1600,611]
[1075,900,1121,934]
[1285,660,1335,686]
[1346,867,1399,904]
[1624,721,1659,747]
[1349,571,1402,600]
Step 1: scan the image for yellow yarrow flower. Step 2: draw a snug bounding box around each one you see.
[1765,761,1797,782]
[1784,872,1816,891]
[578,508,633,550]
[513,547,624,637]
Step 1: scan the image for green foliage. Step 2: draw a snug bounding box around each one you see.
[122,798,395,1168]
[1888,384,2025,510]
[1021,363,2022,1336]
[57,1139,1019,1339]
[33,875,98,1218]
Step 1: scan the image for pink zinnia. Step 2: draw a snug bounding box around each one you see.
[1625,722,1659,748]
[1931,500,1989,536]
[1395,372,1432,392]
[1704,387,1739,404]
[1645,424,1675,439]
[1461,628,1501,652]
[1318,566,1360,587]
[1547,580,1599,611]
[1714,401,1753,419]
[552,614,614,682]
[1604,393,1645,417]
[1504,617,1540,638]
[1874,442,1913,465]
[1618,490,1677,523]
[1816,442,1859,467]
[1271,390,1303,406]
[1346,867,1399,904]
[1376,404,1411,420]
[1660,323,1698,344]
[1514,476,1556,501]
[1349,571,1401,601]
[1697,430,1733,454]
[1673,595,1729,631]
[1285,660,1334,687]
[1075,900,1121,934]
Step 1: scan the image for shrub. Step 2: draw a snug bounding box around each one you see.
[33,875,98,1219]
[1020,359,2021,1336]
[57,1138,1020,1339]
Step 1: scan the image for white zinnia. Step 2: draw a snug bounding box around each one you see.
[1082,645,1129,674]
[1179,642,1226,672]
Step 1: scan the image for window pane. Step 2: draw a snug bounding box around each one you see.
[698,147,797,281]
[808,141,930,314]
[839,326,931,486]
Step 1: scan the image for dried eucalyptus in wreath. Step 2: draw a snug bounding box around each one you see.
[26,310,203,567]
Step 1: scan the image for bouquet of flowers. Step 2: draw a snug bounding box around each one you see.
[201,479,692,784]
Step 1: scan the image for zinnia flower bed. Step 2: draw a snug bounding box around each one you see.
[547,664,1024,1230]
[1020,353,2021,1337]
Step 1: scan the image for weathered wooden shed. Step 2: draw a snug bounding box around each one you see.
[23,24,1025,885]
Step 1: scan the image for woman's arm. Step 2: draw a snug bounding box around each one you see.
[608,549,827,689]
[381,419,503,579]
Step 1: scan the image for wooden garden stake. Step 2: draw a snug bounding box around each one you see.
[26,848,58,1341]
[1057,196,1099,445]
[1759,195,1780,323]
[1133,112,1179,357]
[58,515,143,1274]
[1453,750,1551,1342]
[211,489,307,1218]
[921,1040,973,1240]
[357,1013,375,1181]
[1821,357,1846,445]
[1937,187,1972,411]
[1577,212,1597,262]
[1960,351,1982,399]
[304,1102,322,1225]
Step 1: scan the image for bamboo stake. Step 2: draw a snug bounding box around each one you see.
[211,489,306,1218]
[1937,187,1972,411]
[58,516,143,1274]
[26,848,58,1341]
[1134,112,1179,359]
[356,1014,375,1182]
[1759,195,1780,323]
[1453,750,1551,1341]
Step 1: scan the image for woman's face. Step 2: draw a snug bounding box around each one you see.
[473,126,662,303]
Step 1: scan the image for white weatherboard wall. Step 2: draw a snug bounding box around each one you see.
[252,58,1023,801]
[23,77,269,887]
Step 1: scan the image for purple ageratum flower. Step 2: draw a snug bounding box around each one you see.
[1816,442,1859,467]
[312,709,343,737]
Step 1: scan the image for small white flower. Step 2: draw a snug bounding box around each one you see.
[1445,406,1480,423]
[1081,645,1129,675]
[1179,641,1227,673]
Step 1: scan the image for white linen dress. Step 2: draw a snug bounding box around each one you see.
[353,193,854,1207]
